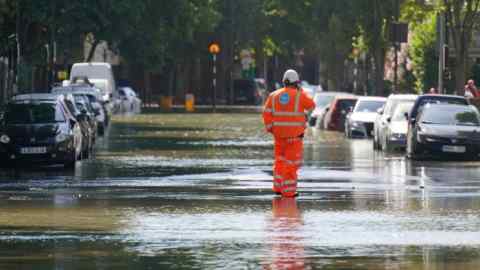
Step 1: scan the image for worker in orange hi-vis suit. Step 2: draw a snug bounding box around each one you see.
[263,69,315,197]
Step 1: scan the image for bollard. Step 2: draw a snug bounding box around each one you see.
[185,94,195,112]
[160,96,173,111]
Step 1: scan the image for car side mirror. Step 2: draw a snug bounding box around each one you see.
[377,108,384,115]
[325,107,330,112]
[404,112,409,121]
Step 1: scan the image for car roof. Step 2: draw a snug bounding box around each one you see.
[11,93,64,102]
[423,103,473,110]
[315,91,354,96]
[387,94,418,100]
[357,96,387,102]
[419,94,465,99]
[333,95,358,100]
[72,62,112,68]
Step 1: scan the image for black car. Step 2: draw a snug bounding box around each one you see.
[406,104,480,160]
[233,79,265,105]
[0,94,83,168]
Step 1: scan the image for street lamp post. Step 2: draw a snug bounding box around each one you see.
[209,42,221,113]
[438,11,446,94]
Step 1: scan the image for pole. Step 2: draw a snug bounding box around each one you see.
[15,0,21,94]
[213,54,217,112]
[438,11,445,94]
[393,0,400,93]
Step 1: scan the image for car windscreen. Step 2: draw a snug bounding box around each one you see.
[354,100,385,113]
[4,103,65,124]
[420,107,480,126]
[392,102,413,121]
[314,95,335,108]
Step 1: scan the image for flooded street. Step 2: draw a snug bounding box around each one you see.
[1,112,480,269]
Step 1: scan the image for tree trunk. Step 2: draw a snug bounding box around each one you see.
[373,46,385,96]
[455,50,467,96]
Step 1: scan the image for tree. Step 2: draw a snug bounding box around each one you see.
[443,0,480,95]
[353,0,397,96]
[403,0,438,93]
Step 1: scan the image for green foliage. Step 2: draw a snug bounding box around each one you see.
[408,13,438,93]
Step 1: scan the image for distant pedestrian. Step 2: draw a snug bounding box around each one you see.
[465,79,480,98]
[262,69,315,197]
[428,87,438,94]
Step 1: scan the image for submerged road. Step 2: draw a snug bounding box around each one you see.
[0,113,479,269]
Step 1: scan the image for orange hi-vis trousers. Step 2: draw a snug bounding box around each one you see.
[273,136,303,197]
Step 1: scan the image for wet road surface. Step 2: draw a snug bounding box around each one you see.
[0,112,479,269]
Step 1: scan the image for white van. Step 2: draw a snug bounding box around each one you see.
[70,62,116,102]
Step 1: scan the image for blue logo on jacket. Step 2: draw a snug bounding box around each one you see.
[279,93,290,105]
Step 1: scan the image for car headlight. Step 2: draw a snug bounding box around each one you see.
[424,136,440,143]
[389,133,404,140]
[351,121,363,127]
[55,133,68,143]
[0,134,10,144]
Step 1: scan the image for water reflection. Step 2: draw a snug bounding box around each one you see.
[265,198,305,270]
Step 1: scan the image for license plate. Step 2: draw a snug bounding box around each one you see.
[442,145,466,153]
[20,147,47,154]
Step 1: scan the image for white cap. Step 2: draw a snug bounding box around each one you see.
[283,69,300,84]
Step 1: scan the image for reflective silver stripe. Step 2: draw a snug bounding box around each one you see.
[272,122,305,127]
[264,108,273,113]
[283,187,297,193]
[272,92,277,113]
[274,174,283,179]
[283,180,297,185]
[272,111,304,117]
[274,182,283,187]
[294,90,301,112]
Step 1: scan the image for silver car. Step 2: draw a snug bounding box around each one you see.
[380,102,414,151]
[373,94,418,150]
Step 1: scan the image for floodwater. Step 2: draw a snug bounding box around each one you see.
[0,112,479,269]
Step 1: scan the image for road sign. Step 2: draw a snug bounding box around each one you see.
[208,43,221,55]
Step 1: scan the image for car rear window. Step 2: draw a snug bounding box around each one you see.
[4,103,65,124]
[314,95,335,108]
[421,106,480,126]
[354,100,385,113]
[338,99,357,111]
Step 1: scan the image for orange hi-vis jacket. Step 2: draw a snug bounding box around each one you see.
[263,87,315,138]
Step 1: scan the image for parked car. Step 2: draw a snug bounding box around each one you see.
[114,86,142,114]
[380,102,414,152]
[323,96,358,132]
[233,79,265,105]
[52,85,108,135]
[309,92,352,128]
[70,62,116,103]
[345,96,386,138]
[0,94,83,168]
[406,104,480,160]
[374,94,418,150]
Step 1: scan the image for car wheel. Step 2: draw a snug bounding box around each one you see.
[64,150,76,169]
[98,124,105,136]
